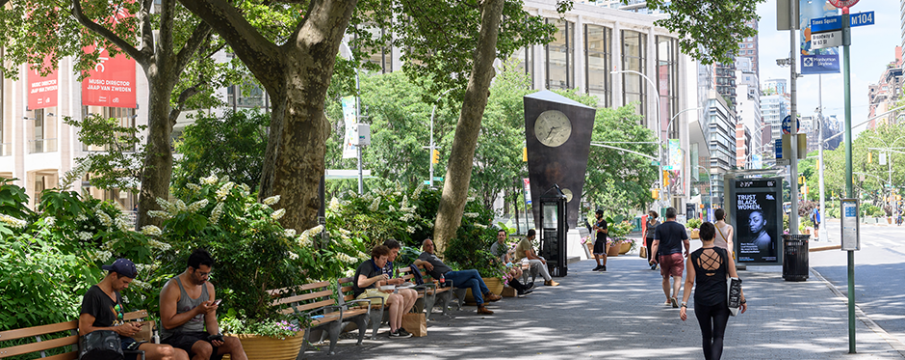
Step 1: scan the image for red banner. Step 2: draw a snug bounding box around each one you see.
[28,56,58,110]
[81,45,137,108]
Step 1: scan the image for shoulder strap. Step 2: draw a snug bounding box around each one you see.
[716,224,728,242]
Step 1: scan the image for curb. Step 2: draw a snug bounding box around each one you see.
[810,267,905,357]
[809,244,841,252]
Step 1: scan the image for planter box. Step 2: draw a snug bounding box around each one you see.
[465,277,503,304]
[619,242,631,255]
[223,331,305,360]
[606,244,620,257]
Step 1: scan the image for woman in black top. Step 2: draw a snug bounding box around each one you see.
[645,210,660,270]
[679,222,747,360]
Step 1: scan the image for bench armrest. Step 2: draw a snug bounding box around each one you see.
[341,299,373,309]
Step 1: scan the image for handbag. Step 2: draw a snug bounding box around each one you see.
[639,246,647,259]
[727,277,742,316]
[79,330,124,360]
[402,312,427,337]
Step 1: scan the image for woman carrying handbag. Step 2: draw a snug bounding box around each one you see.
[713,209,734,260]
[645,211,660,270]
[679,222,747,360]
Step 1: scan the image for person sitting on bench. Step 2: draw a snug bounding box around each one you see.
[79,258,186,360]
[415,238,502,315]
[514,229,560,286]
[353,245,413,338]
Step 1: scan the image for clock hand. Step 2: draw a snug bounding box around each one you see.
[545,126,558,141]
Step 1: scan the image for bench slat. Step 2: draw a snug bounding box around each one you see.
[37,352,78,360]
[0,334,78,357]
[293,299,336,312]
[0,321,78,341]
[270,289,333,306]
[268,281,331,296]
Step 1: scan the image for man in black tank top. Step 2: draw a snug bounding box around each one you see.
[160,249,247,360]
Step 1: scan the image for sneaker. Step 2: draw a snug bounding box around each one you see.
[525,282,535,290]
[517,288,534,296]
[389,330,402,338]
[592,265,602,271]
[670,297,679,308]
[396,328,413,338]
[544,280,560,286]
[600,265,606,272]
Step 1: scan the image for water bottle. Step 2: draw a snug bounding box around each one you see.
[439,273,445,287]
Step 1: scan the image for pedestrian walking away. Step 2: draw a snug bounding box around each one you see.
[592,209,608,271]
[649,207,689,308]
[680,222,747,360]
[713,209,734,260]
[645,210,660,270]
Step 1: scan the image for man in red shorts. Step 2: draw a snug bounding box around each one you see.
[649,207,690,308]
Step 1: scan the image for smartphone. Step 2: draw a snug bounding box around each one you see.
[213,299,222,306]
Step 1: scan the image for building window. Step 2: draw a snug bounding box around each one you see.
[622,30,647,120]
[657,36,679,138]
[546,18,575,90]
[585,24,611,107]
[512,45,534,86]
[28,108,58,154]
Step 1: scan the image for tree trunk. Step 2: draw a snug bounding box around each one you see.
[432,0,504,255]
[137,75,176,228]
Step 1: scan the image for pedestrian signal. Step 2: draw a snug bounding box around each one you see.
[663,171,669,186]
[651,189,659,199]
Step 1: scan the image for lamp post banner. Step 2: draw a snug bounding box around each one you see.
[800,0,840,75]
[27,55,58,110]
[81,45,137,108]
[341,95,358,159]
[666,139,685,196]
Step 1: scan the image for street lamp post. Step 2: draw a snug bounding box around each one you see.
[612,70,664,206]
[428,88,456,188]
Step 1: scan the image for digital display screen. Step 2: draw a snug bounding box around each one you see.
[735,192,779,263]
[736,180,777,188]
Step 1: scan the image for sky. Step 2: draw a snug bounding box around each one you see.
[756,0,901,139]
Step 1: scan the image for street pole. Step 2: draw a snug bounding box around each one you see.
[612,70,663,208]
[429,88,455,188]
[841,5,856,354]
[355,68,364,195]
[818,75,826,241]
[788,0,800,236]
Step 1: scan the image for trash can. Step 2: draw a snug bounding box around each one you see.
[782,234,810,281]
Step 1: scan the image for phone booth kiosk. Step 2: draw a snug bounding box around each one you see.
[539,185,568,277]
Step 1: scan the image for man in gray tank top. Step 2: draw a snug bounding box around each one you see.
[160,249,247,360]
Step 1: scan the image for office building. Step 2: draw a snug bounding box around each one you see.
[867,47,904,129]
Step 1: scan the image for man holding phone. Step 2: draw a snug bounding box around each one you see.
[80,258,185,360]
[160,249,247,360]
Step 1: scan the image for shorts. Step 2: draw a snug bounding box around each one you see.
[813,222,820,230]
[357,288,391,306]
[593,238,607,255]
[120,337,143,360]
[659,253,685,278]
[162,332,223,360]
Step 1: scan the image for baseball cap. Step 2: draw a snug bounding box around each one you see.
[102,258,138,279]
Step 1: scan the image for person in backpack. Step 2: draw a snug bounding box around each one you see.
[679,222,747,360]
[79,258,186,360]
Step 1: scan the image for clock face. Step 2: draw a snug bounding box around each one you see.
[534,110,572,148]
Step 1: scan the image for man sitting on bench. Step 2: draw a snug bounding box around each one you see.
[382,239,418,316]
[415,238,502,315]
[515,229,560,287]
[353,245,412,338]
[79,258,186,360]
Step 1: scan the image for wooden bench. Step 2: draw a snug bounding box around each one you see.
[408,266,467,314]
[0,310,152,360]
[269,281,369,356]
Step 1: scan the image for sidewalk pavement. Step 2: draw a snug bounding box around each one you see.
[307,251,905,359]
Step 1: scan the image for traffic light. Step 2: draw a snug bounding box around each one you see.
[868,152,873,163]
[522,147,527,162]
[663,170,669,186]
[816,159,820,171]
[651,189,659,199]
[798,176,804,185]
[431,149,439,164]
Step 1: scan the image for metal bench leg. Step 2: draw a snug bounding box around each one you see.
[438,292,452,316]
[368,307,385,339]
[296,326,312,360]
[453,288,467,311]
[422,294,436,321]
[353,316,368,345]
[325,321,342,355]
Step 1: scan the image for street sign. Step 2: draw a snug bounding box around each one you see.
[781,115,800,135]
[809,12,874,33]
[775,138,783,159]
[650,160,660,166]
[828,0,858,8]
[849,11,874,27]
[433,177,443,181]
[811,31,842,50]
[840,199,860,251]
[423,180,431,185]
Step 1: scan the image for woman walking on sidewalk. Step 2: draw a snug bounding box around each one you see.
[713,209,734,260]
[679,222,747,360]
[645,211,660,270]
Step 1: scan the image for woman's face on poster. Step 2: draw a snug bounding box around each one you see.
[749,211,766,233]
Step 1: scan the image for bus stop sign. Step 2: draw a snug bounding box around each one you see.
[828,0,858,8]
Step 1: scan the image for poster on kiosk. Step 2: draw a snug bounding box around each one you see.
[729,178,783,265]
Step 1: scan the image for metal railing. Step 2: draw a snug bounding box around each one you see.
[27,138,58,154]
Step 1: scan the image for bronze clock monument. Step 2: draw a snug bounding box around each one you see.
[525,90,596,230]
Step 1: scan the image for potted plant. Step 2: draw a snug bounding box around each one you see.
[686,218,702,239]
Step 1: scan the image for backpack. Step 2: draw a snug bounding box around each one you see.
[79,330,123,360]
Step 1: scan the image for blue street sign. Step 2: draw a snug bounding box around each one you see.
[781,115,800,135]
[810,12,874,33]
[775,139,782,160]
[849,11,875,27]
[802,55,840,74]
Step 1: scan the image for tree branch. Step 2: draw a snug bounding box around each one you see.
[138,0,154,57]
[70,0,149,65]
[177,0,283,92]
[168,82,203,125]
[173,21,213,76]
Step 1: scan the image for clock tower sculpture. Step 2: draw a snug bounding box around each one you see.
[524,90,596,231]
